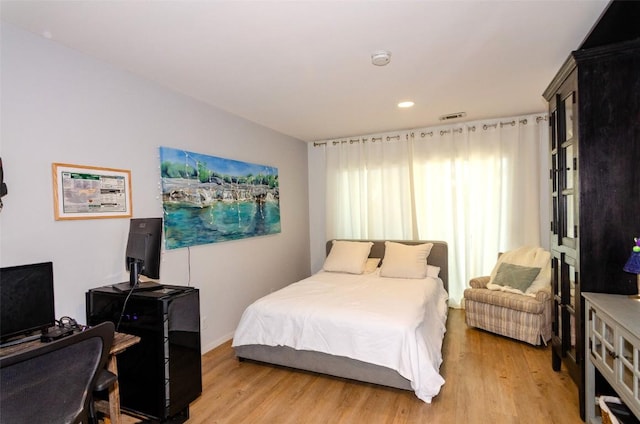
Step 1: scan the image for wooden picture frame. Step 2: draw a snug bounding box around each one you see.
[52,163,132,220]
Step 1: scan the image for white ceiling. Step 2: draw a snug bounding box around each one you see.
[1,0,610,142]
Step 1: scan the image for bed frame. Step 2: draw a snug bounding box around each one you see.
[234,240,448,391]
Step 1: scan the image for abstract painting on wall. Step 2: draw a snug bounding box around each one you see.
[159,147,280,249]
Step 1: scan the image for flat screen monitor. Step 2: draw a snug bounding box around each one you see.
[113,217,163,292]
[0,261,56,343]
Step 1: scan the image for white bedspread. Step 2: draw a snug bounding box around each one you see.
[232,269,449,402]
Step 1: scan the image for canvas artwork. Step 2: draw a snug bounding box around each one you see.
[159,147,280,249]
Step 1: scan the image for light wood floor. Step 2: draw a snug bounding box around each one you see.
[127,309,583,424]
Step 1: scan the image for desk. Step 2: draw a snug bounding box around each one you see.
[0,330,140,424]
[97,332,141,424]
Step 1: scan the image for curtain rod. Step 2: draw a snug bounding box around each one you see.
[313,114,548,147]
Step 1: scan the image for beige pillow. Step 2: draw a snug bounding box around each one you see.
[380,241,433,279]
[323,240,373,274]
[364,258,381,274]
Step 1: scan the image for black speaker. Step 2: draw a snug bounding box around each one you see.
[87,285,201,422]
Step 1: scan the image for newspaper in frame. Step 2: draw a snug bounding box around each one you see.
[52,163,132,220]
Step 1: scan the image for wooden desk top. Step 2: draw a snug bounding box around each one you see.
[0,331,140,357]
[110,332,141,355]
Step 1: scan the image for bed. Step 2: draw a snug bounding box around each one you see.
[232,239,449,403]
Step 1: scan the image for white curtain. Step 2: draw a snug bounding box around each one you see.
[323,114,548,307]
[326,132,414,239]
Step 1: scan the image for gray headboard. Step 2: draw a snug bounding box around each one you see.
[326,240,449,291]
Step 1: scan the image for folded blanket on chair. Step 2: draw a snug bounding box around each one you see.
[487,246,551,297]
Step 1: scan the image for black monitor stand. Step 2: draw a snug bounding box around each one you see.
[112,260,161,293]
[112,280,161,293]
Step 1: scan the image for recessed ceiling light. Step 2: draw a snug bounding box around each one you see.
[398,101,415,108]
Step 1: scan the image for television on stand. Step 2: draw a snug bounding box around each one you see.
[0,262,56,346]
[112,217,163,293]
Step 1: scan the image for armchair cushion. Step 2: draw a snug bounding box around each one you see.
[464,287,546,314]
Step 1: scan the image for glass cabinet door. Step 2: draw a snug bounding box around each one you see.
[551,255,562,342]
[568,260,577,361]
[589,306,616,379]
[550,110,559,242]
[618,328,640,404]
[562,256,578,363]
[561,141,576,241]
[564,92,574,141]
[559,91,577,248]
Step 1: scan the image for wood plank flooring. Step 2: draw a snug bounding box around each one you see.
[127,309,583,424]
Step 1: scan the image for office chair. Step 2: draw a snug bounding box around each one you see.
[0,321,115,424]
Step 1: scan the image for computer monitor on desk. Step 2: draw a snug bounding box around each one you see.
[112,218,163,293]
[0,262,56,345]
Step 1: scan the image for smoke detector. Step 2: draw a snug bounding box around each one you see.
[371,50,391,66]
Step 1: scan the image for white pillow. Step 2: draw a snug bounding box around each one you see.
[427,265,441,278]
[323,240,373,274]
[380,241,434,279]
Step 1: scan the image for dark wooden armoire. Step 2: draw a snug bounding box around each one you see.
[542,0,640,418]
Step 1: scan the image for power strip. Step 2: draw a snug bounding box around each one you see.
[40,327,74,343]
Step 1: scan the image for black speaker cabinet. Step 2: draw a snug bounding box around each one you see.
[87,285,202,422]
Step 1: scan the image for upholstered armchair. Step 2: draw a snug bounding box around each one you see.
[463,247,552,346]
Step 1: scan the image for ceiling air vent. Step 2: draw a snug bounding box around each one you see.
[439,112,466,121]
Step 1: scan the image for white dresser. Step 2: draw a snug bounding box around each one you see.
[583,292,640,423]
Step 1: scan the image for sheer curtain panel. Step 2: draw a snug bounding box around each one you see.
[321,114,548,307]
[326,133,414,240]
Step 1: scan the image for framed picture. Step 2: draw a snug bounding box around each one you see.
[52,163,133,220]
[159,147,280,249]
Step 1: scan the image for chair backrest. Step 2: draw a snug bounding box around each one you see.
[0,321,115,424]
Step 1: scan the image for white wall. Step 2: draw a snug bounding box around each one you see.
[0,24,311,353]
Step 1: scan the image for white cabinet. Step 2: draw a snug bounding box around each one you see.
[584,293,640,423]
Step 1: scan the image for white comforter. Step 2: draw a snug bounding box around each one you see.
[232,269,449,402]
